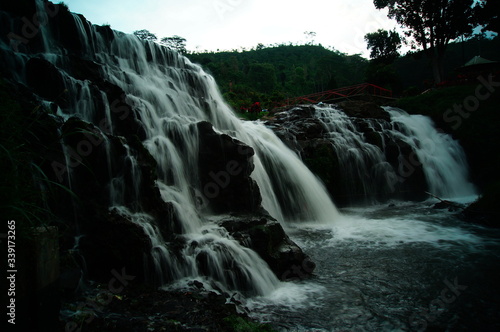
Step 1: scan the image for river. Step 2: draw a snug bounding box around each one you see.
[245,199,500,331]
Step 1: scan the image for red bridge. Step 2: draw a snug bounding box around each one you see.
[283,83,393,106]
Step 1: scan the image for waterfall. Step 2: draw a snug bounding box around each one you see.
[0,1,338,295]
[386,107,476,199]
[311,105,476,203]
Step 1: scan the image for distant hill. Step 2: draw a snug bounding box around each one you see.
[186,36,500,110]
[187,45,368,110]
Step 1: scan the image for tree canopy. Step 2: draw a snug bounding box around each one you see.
[365,29,402,63]
[477,0,500,34]
[133,29,158,42]
[374,0,479,84]
[160,35,187,54]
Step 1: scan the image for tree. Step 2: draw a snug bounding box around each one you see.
[304,31,317,45]
[364,29,402,63]
[374,0,480,84]
[133,29,157,42]
[476,0,500,34]
[247,63,277,93]
[160,35,187,54]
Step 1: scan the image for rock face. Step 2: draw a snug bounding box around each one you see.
[197,121,262,214]
[265,103,428,206]
[0,0,314,291]
[220,215,315,280]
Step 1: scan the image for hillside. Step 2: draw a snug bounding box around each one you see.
[187,45,368,110]
[186,36,500,111]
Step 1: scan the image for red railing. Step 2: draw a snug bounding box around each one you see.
[283,83,393,106]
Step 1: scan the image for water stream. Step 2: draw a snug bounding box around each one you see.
[1,3,498,329]
[245,200,500,331]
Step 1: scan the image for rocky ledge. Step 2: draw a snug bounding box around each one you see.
[59,284,276,332]
[218,214,315,280]
[264,102,428,206]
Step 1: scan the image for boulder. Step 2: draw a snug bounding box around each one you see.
[197,121,262,214]
[26,57,65,101]
[78,208,153,282]
[337,100,391,121]
[220,215,315,280]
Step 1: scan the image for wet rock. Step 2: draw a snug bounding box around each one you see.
[432,200,464,211]
[26,57,65,101]
[59,285,270,332]
[78,208,153,282]
[197,121,262,214]
[265,104,429,205]
[220,215,315,280]
[337,100,390,121]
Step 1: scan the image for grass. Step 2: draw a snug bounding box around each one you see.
[0,78,72,234]
[223,315,277,332]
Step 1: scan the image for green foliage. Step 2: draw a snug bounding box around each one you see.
[247,63,277,93]
[476,0,500,34]
[161,35,187,54]
[364,29,401,63]
[133,29,158,42]
[393,35,500,92]
[365,62,400,91]
[374,0,478,48]
[187,44,368,113]
[223,315,276,332]
[374,0,480,84]
[0,79,69,233]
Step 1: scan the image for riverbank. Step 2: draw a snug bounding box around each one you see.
[59,283,275,332]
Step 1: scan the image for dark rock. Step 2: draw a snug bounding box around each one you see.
[0,0,37,17]
[337,100,391,121]
[197,121,262,214]
[59,285,269,332]
[364,131,384,149]
[265,104,429,205]
[78,208,153,282]
[49,8,88,54]
[461,189,500,228]
[97,80,146,140]
[220,215,315,280]
[432,200,463,211]
[26,57,65,101]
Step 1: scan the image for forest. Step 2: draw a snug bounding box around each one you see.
[186,35,500,111]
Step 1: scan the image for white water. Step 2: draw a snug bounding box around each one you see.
[386,107,477,199]
[0,3,339,295]
[0,2,479,300]
[244,201,500,331]
[311,104,476,203]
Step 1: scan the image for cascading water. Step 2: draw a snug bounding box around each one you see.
[385,107,476,199]
[310,104,476,204]
[0,1,338,295]
[3,4,499,331]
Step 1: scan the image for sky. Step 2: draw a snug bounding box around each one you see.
[62,0,399,57]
